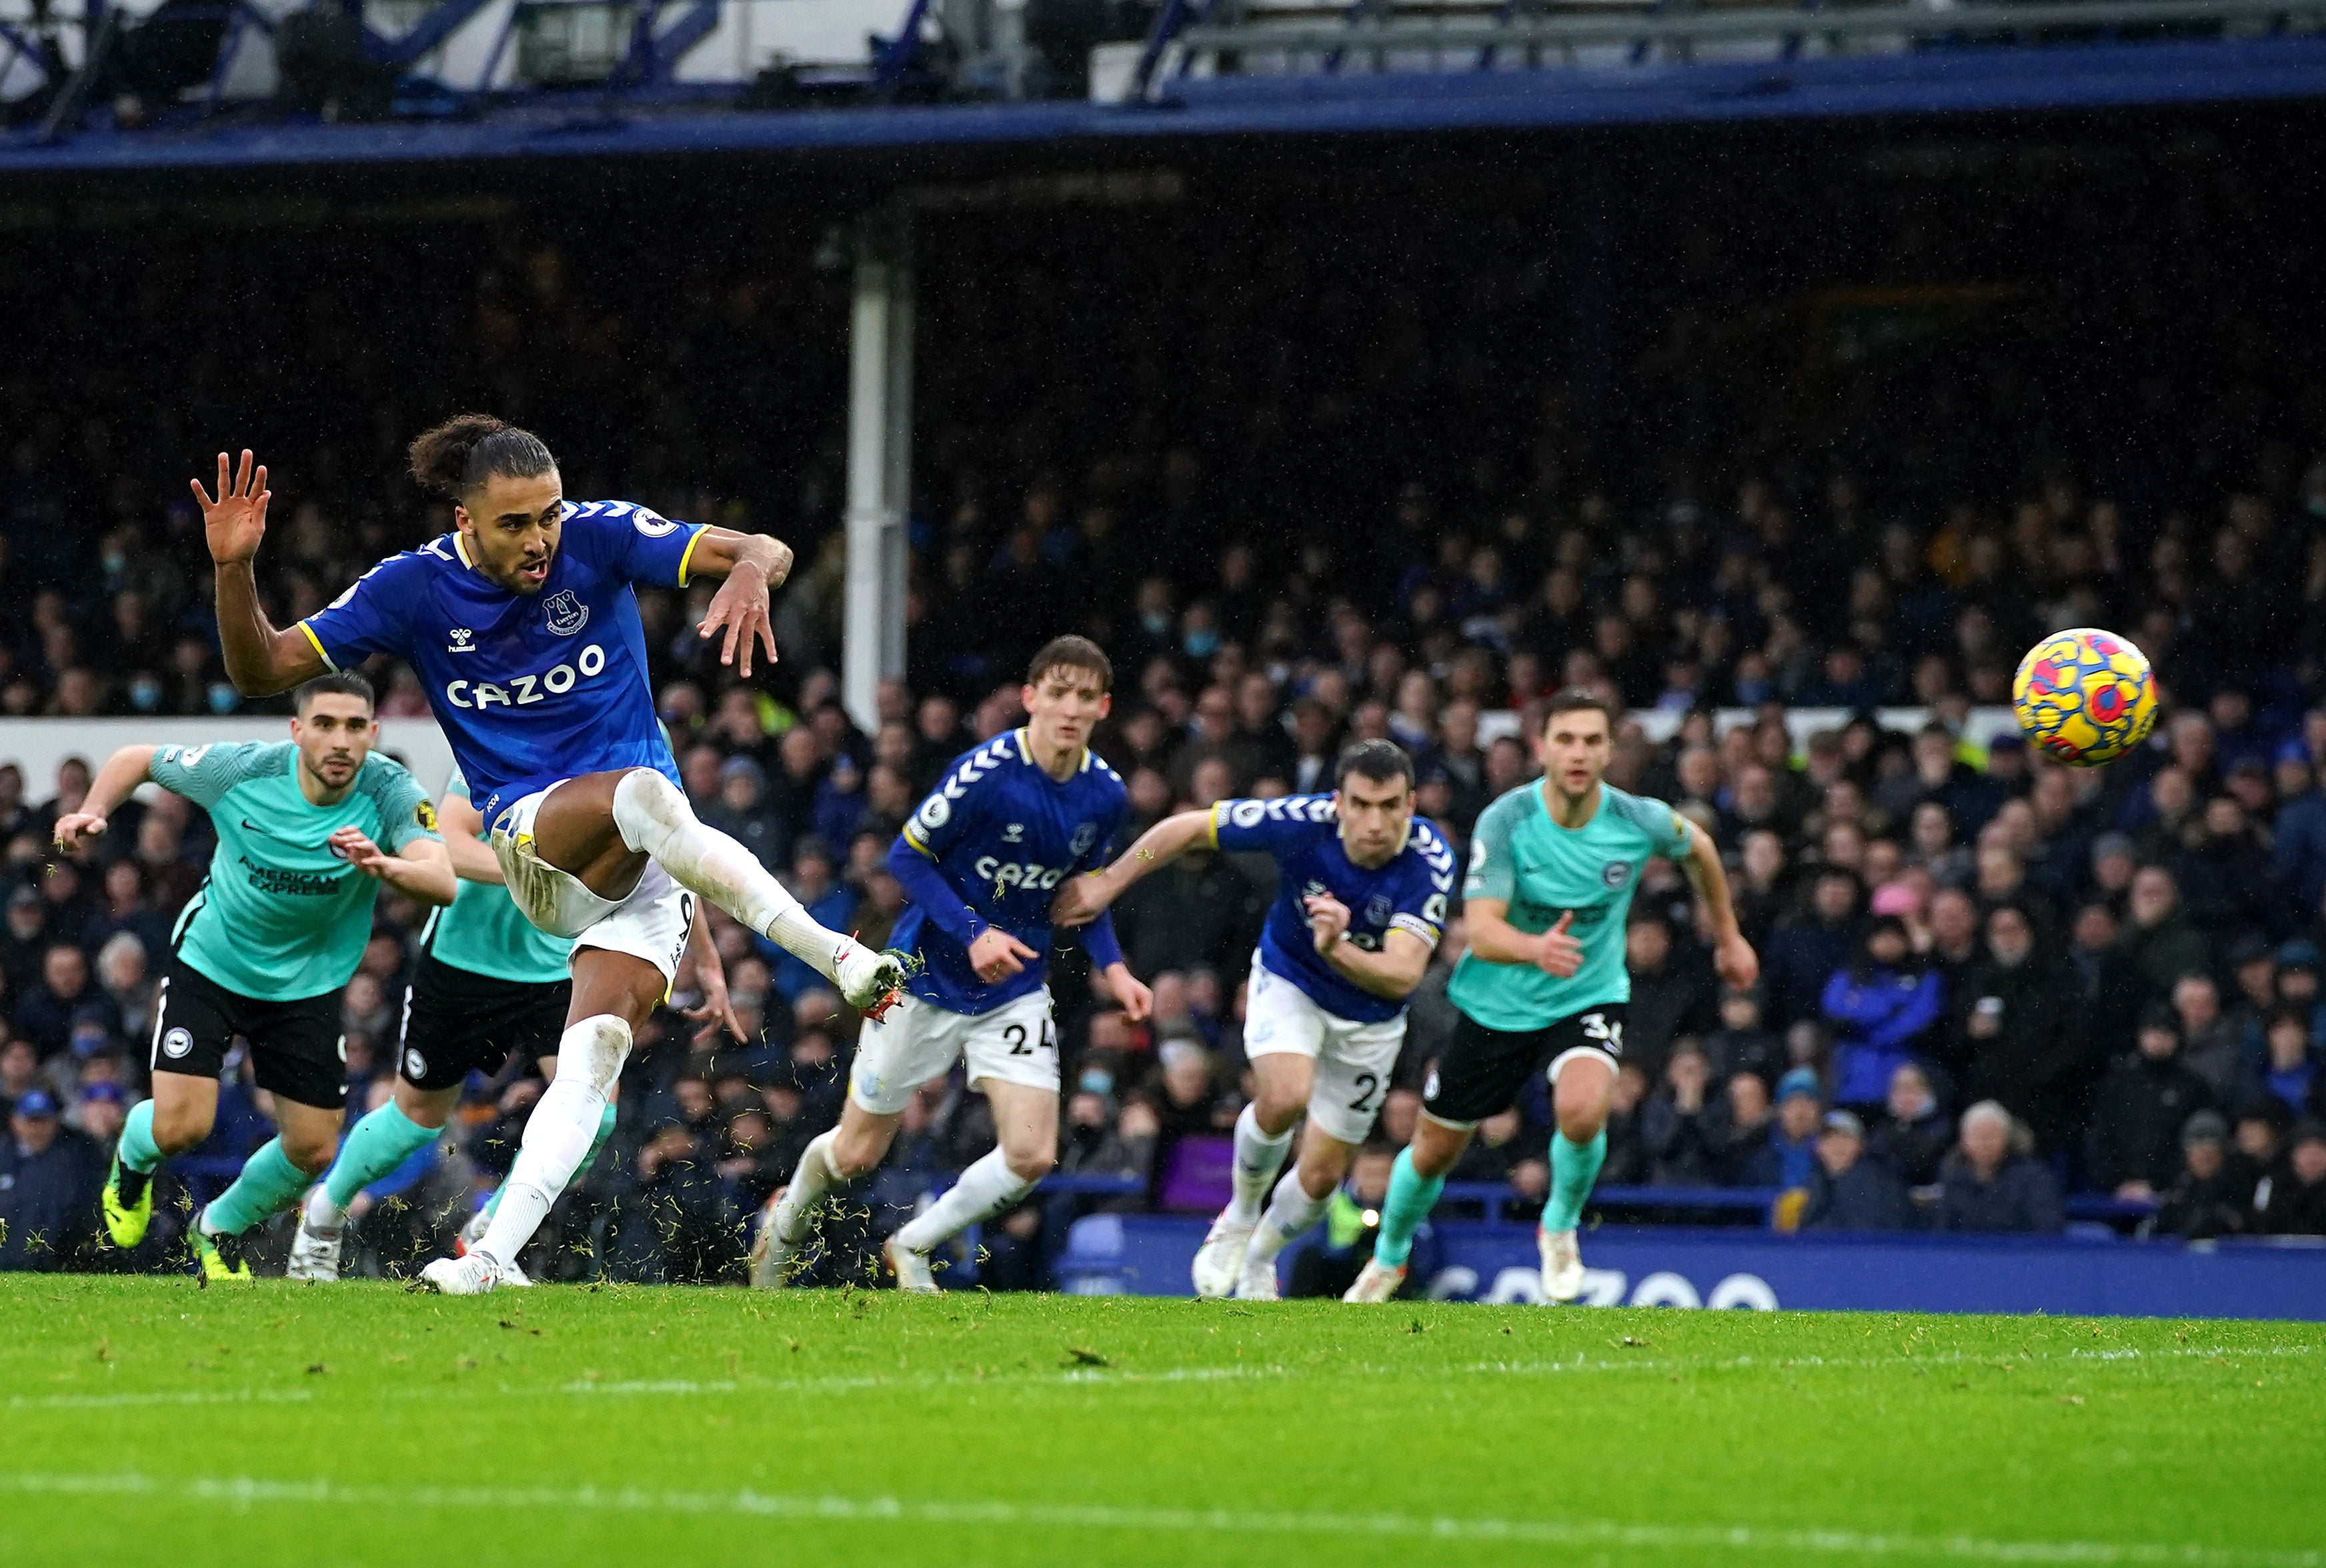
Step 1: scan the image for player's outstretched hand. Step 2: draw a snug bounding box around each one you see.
[698,559,782,679]
[51,812,107,852]
[1304,893,1352,953]
[1536,911,1583,978]
[1715,931,1760,991]
[1107,965,1154,1023]
[193,450,271,565]
[329,825,391,877]
[1050,873,1110,929]
[684,965,748,1047]
[968,927,1037,983]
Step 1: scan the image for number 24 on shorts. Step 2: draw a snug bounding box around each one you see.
[1002,1018,1056,1056]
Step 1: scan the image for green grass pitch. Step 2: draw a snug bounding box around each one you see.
[1,1277,2319,1568]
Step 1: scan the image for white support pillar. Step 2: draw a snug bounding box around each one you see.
[842,205,913,735]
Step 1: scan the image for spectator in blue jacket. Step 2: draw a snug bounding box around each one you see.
[1823,916,1945,1113]
[1936,1101,2064,1233]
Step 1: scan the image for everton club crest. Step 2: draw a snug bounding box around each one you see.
[543,589,589,637]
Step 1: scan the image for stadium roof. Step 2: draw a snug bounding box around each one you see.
[3,31,2324,174]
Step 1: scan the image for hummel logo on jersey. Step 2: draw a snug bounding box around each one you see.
[543,590,590,637]
[1002,823,1024,843]
[447,628,476,653]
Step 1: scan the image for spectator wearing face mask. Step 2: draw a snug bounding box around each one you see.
[1936,1101,2063,1233]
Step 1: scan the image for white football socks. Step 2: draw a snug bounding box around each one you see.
[1246,1169,1332,1273]
[611,769,856,977]
[892,1147,1037,1255]
[475,1016,629,1268]
[1226,1104,1294,1225]
[772,1129,842,1245]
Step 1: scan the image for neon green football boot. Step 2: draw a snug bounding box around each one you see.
[187,1214,253,1283]
[101,1158,154,1249]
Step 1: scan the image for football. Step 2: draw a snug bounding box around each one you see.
[2012,628,2159,767]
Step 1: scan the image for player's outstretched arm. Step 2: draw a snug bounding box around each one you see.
[687,529,795,680]
[51,745,158,852]
[329,828,457,905]
[435,789,504,885]
[680,901,748,1046]
[1304,894,1434,1001]
[1050,807,1214,927]
[1679,819,1759,990]
[196,450,327,696]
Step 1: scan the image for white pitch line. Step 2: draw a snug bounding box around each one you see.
[0,1473,2310,1567]
[4,1389,316,1412]
[10,1339,2311,1419]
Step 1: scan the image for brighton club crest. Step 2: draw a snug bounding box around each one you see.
[543,589,589,636]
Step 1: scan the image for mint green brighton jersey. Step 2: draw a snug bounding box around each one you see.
[1447,780,1692,1032]
[421,768,573,985]
[152,741,440,1001]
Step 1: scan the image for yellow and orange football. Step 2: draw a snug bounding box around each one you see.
[2011,628,2158,767]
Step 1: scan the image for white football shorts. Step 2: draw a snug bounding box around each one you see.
[490,783,693,988]
[850,989,1058,1115]
[1241,953,1404,1145]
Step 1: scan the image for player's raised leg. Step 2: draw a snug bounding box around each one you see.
[524,767,901,1013]
[105,1073,213,1254]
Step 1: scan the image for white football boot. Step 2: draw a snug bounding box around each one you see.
[835,943,907,1017]
[1341,1258,1407,1303]
[884,1237,939,1294]
[283,1213,343,1283]
[415,1250,528,1295]
[1190,1211,1256,1299]
[455,1202,491,1255]
[748,1195,800,1289]
[1234,1251,1282,1302]
[1539,1227,1584,1304]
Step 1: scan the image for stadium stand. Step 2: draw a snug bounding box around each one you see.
[5,105,2326,1286]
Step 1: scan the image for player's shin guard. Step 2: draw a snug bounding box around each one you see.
[1227,1105,1292,1225]
[1372,1147,1444,1270]
[117,1098,163,1175]
[307,1101,439,1229]
[892,1147,1036,1255]
[204,1139,313,1237]
[772,1129,842,1245]
[1247,1168,1332,1270]
[610,769,851,978]
[475,1016,630,1267]
[1544,1127,1608,1234]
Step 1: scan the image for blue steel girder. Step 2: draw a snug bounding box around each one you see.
[362,0,497,67]
[643,0,718,81]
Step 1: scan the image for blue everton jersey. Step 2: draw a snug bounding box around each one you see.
[298,500,709,829]
[1211,794,1456,1025]
[892,731,1127,1014]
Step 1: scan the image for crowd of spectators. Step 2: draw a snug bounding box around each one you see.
[9,127,2326,1280]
